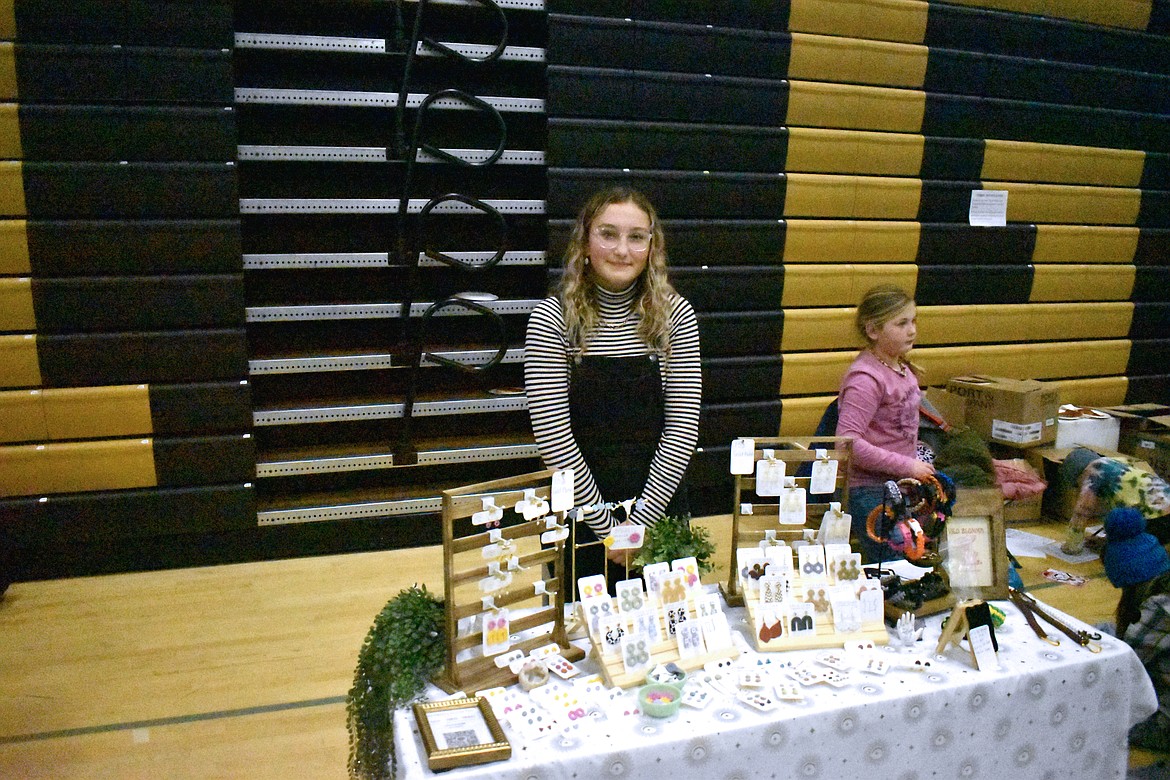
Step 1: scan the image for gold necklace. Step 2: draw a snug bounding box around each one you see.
[871,349,907,377]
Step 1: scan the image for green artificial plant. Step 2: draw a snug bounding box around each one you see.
[632,515,716,574]
[346,584,445,780]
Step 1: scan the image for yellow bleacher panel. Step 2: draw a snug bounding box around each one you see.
[780,308,857,351]
[1047,376,1129,409]
[787,81,926,133]
[0,333,39,387]
[0,2,14,40]
[785,128,925,176]
[0,103,20,159]
[783,220,920,263]
[788,0,928,43]
[919,302,1133,343]
[854,176,922,219]
[779,395,838,437]
[0,438,158,497]
[781,265,918,309]
[982,140,1144,187]
[785,174,922,219]
[780,351,858,395]
[0,43,15,101]
[986,182,1141,225]
[0,160,25,216]
[1032,225,1139,264]
[0,389,47,443]
[1029,265,1136,301]
[43,385,154,440]
[0,275,33,329]
[0,218,30,273]
[788,33,928,88]
[912,340,1130,383]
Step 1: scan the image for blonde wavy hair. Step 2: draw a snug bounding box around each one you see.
[559,187,677,356]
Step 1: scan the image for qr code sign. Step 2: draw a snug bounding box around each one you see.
[443,730,479,749]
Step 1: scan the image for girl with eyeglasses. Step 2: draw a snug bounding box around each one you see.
[525,187,702,594]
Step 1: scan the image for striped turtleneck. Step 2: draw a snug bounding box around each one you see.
[524,283,702,534]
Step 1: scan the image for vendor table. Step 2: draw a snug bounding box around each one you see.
[394,591,1156,780]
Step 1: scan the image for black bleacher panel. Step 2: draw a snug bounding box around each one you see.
[18,106,237,162]
[547,66,789,125]
[149,382,253,435]
[1135,229,1170,265]
[30,276,245,331]
[664,220,786,267]
[703,356,783,402]
[22,163,238,218]
[13,46,233,103]
[915,266,1034,305]
[27,220,241,276]
[920,137,984,180]
[1150,0,1170,34]
[924,48,1170,115]
[1143,153,1170,189]
[1130,303,1170,339]
[1134,268,1170,302]
[37,330,248,386]
[916,223,1036,265]
[12,1,234,47]
[686,445,734,516]
[633,0,789,28]
[699,400,782,446]
[547,169,786,220]
[1127,339,1170,377]
[1139,191,1170,227]
[917,180,979,222]
[697,311,784,358]
[153,436,257,486]
[924,94,1170,153]
[547,119,788,172]
[1128,375,1170,403]
[924,4,1170,75]
[671,267,783,312]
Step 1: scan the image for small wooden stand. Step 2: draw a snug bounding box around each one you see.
[433,469,584,694]
[582,598,740,689]
[722,436,853,606]
[935,599,998,669]
[743,576,888,652]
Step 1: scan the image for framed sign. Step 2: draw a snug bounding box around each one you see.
[414,696,511,772]
[944,488,1009,601]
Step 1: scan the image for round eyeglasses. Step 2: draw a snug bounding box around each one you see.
[592,226,652,252]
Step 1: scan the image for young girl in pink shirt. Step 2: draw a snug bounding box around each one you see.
[835,285,934,562]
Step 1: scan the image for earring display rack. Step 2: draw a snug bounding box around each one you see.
[741,558,889,653]
[722,436,854,607]
[433,469,584,694]
[579,592,741,689]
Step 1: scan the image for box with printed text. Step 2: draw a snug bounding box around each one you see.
[941,376,1060,448]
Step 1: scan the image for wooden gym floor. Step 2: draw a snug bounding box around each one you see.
[0,515,1162,779]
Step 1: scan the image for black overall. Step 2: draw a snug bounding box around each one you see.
[565,354,688,596]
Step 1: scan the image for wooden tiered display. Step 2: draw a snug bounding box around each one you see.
[581,590,741,689]
[722,436,853,607]
[740,547,889,652]
[433,469,583,694]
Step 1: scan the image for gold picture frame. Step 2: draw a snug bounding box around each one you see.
[413,696,511,772]
[944,487,1010,601]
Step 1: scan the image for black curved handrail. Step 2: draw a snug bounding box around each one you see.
[413,87,508,167]
[418,193,508,272]
[417,297,510,372]
[420,0,509,64]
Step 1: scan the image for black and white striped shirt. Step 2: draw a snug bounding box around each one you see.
[524,284,702,534]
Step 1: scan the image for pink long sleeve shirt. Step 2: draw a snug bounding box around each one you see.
[835,350,923,487]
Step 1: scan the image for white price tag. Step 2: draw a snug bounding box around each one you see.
[551,469,574,513]
[755,453,785,496]
[730,437,755,474]
[809,453,837,494]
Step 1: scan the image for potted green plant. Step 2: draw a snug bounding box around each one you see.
[632,515,716,574]
[346,584,445,780]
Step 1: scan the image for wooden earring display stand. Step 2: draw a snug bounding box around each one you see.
[722,436,853,607]
[433,469,583,694]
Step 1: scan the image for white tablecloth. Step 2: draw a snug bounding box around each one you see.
[395,594,1157,780]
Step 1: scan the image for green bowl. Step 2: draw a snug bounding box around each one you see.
[638,683,682,718]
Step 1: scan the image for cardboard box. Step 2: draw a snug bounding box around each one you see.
[1054,408,1121,451]
[1003,493,1042,524]
[1109,405,1170,481]
[943,376,1060,448]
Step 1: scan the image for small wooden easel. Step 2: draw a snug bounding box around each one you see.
[935,600,999,670]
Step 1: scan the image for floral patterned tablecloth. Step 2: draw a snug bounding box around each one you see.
[395,593,1156,780]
